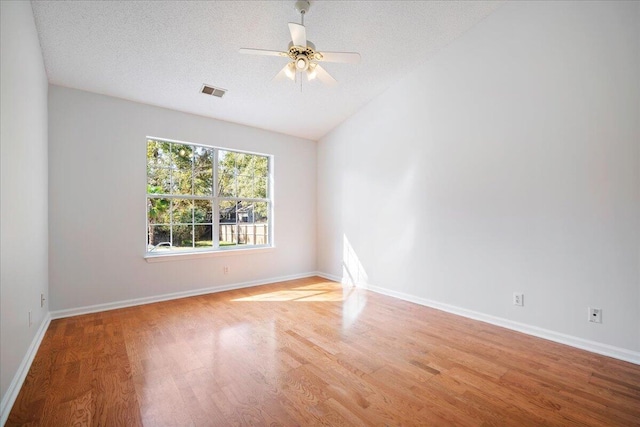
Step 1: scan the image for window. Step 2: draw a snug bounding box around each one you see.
[146,138,272,255]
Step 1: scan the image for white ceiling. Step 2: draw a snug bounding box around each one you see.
[31,0,502,140]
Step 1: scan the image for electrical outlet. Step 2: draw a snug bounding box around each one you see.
[41,293,46,308]
[513,293,524,306]
[223,266,229,275]
[589,307,602,323]
[29,310,32,327]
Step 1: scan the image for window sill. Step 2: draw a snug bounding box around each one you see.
[144,246,275,263]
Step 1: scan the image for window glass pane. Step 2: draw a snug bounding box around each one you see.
[219,200,237,246]
[147,140,171,167]
[237,201,254,223]
[229,202,270,246]
[218,150,232,171]
[172,224,193,249]
[231,153,255,175]
[172,171,193,195]
[194,200,212,224]
[234,152,248,172]
[254,202,269,245]
[195,225,213,249]
[255,176,268,199]
[171,143,193,167]
[219,224,237,247]
[254,222,269,246]
[253,202,269,224]
[147,167,171,194]
[148,198,170,224]
[217,168,235,197]
[148,225,170,250]
[237,174,254,198]
[254,155,269,179]
[217,150,235,197]
[219,200,236,224]
[194,171,213,197]
[238,224,250,245]
[194,146,213,196]
[171,144,193,195]
[172,199,193,224]
[239,154,268,198]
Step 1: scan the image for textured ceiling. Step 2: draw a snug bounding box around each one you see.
[31,0,502,140]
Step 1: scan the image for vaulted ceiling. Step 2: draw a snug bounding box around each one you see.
[31,1,502,140]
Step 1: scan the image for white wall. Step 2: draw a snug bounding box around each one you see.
[318,1,640,354]
[0,0,49,408]
[48,86,316,311]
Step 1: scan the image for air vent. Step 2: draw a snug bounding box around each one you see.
[201,84,226,98]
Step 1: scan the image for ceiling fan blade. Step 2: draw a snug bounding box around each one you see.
[288,22,307,47]
[316,51,361,64]
[314,64,337,86]
[273,66,288,81]
[239,48,289,58]
[273,63,296,81]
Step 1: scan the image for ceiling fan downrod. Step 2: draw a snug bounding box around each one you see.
[295,1,310,26]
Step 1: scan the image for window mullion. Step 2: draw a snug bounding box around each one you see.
[235,199,239,246]
[191,149,195,249]
[192,205,195,250]
[213,149,220,250]
[169,142,173,196]
[191,147,195,196]
[169,143,174,249]
[169,199,174,249]
[268,156,273,246]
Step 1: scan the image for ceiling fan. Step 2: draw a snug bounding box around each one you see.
[239,1,360,86]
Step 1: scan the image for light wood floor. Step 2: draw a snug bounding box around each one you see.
[7,277,640,426]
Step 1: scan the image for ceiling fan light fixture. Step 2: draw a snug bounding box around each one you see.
[295,55,309,71]
[284,62,296,80]
[307,64,317,80]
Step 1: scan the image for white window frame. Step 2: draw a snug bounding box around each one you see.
[144,136,274,261]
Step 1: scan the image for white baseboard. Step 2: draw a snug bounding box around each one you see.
[319,272,640,366]
[315,271,343,283]
[50,272,319,319]
[1,312,51,426]
[365,282,640,365]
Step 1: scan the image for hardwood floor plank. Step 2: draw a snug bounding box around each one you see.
[7,277,640,426]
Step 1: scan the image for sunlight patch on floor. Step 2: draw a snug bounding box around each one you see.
[231,281,347,302]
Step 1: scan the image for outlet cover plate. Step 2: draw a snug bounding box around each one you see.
[589,307,602,323]
[513,293,524,306]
